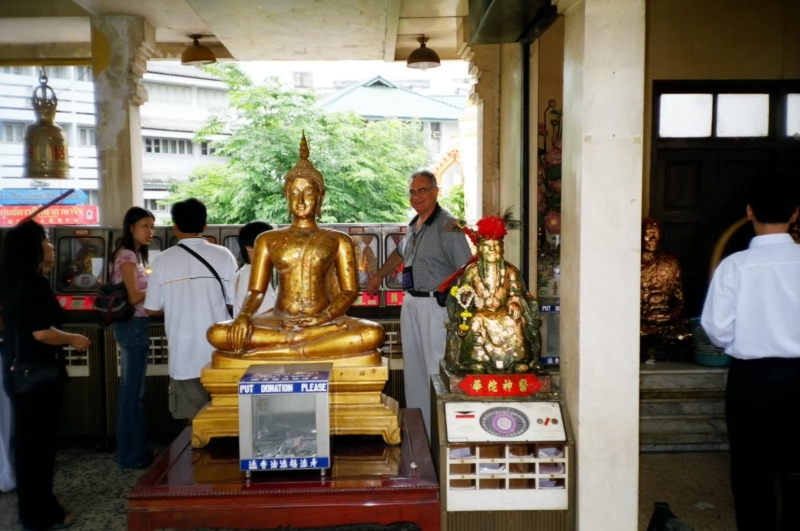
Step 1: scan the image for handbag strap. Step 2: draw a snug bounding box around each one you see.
[177,243,233,318]
[13,281,21,367]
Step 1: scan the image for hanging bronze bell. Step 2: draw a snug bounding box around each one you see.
[24,71,70,179]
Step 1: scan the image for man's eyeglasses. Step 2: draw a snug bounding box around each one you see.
[407,187,437,197]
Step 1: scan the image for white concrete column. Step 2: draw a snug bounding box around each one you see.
[498,43,523,268]
[468,44,501,218]
[90,16,154,226]
[556,0,645,529]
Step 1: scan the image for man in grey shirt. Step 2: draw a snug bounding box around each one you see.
[367,171,472,437]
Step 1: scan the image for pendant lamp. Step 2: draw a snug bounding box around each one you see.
[181,35,217,66]
[406,36,441,71]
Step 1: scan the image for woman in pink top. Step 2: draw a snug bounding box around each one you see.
[109,207,155,469]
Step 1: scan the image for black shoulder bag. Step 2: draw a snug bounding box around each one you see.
[10,282,67,395]
[178,243,234,318]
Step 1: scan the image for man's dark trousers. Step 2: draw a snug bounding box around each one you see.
[726,356,800,531]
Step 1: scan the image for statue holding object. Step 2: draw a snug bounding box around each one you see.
[443,215,544,375]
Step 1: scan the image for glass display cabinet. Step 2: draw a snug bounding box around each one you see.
[239,363,332,475]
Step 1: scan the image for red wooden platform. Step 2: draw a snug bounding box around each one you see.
[128,409,440,531]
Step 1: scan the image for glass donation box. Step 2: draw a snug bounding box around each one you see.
[238,363,332,473]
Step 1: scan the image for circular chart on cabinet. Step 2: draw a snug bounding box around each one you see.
[479,407,530,438]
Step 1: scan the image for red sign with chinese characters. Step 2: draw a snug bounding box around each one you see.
[458,374,543,397]
[0,205,99,226]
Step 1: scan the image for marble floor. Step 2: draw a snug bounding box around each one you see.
[0,442,735,531]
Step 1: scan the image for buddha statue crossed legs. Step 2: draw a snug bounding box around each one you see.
[207,135,384,360]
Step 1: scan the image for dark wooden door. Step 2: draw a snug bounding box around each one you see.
[651,80,800,317]
[653,149,774,317]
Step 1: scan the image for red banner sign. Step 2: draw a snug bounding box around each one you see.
[0,205,99,226]
[458,374,543,397]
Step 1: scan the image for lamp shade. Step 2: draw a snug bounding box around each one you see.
[407,37,440,70]
[181,36,217,66]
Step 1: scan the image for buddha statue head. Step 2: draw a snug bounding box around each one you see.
[642,217,661,254]
[284,133,325,219]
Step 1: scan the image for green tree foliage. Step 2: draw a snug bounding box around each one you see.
[167,64,431,224]
[439,183,465,220]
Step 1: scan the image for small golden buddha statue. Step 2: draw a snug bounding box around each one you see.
[640,217,690,361]
[207,135,384,359]
[444,216,543,374]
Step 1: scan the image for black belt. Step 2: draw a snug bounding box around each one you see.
[406,290,435,297]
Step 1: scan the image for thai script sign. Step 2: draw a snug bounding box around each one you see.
[0,205,98,226]
[0,189,87,205]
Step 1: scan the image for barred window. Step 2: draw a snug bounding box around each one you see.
[146,82,192,103]
[1,122,26,143]
[200,141,217,156]
[144,137,193,155]
[78,127,95,146]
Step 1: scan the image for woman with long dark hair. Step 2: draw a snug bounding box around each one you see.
[109,207,155,469]
[0,220,91,531]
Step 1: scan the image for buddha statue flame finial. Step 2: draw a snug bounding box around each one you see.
[284,133,325,196]
[299,131,309,160]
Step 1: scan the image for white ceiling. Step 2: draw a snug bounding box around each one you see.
[0,0,468,61]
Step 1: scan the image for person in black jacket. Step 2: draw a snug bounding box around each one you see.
[0,220,90,531]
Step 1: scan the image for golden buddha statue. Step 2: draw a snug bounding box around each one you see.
[193,135,399,448]
[444,216,543,374]
[207,135,384,360]
[640,217,690,362]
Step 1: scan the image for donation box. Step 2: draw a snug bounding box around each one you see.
[238,363,332,473]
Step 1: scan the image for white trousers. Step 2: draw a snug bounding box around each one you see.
[400,295,447,439]
[0,365,15,492]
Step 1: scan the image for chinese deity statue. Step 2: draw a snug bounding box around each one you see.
[207,135,384,360]
[640,217,691,362]
[444,216,543,374]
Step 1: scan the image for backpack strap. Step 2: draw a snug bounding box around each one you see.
[177,243,233,318]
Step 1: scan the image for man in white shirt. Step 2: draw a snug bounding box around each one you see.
[144,199,237,419]
[701,178,799,531]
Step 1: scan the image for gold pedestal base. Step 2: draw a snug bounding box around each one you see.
[191,351,401,448]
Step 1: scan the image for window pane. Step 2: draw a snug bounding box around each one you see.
[659,94,713,137]
[716,94,769,137]
[786,94,800,137]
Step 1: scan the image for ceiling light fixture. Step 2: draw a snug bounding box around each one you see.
[181,34,217,66]
[406,36,441,71]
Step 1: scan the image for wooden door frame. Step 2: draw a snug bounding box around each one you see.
[650,79,800,216]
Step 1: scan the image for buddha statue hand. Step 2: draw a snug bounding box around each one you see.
[280,310,333,330]
[508,300,522,320]
[228,314,254,354]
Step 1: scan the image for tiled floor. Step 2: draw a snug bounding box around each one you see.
[0,443,735,531]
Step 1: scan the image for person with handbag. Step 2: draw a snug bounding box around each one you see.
[0,317,15,494]
[0,220,90,531]
[109,207,156,469]
[144,199,237,420]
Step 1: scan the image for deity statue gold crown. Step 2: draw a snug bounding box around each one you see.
[284,133,325,195]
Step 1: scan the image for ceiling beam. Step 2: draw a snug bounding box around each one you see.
[384,0,401,62]
[0,44,91,65]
